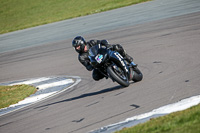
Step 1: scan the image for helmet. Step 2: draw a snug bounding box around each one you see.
[72,36,86,53]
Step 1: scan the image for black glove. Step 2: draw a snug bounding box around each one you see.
[86,63,94,71]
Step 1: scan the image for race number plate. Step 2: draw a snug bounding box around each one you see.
[95,54,103,63]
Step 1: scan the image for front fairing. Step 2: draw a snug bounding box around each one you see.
[88,44,108,68]
[89,44,130,80]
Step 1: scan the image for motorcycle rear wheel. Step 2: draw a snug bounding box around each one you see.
[132,67,143,82]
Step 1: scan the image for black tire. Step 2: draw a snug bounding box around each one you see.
[107,66,129,87]
[132,67,143,82]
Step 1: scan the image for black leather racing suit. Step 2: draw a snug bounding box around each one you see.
[78,40,133,81]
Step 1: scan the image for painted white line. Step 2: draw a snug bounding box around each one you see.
[90,95,200,133]
[0,76,81,116]
[9,77,52,86]
[37,79,74,90]
[9,92,55,108]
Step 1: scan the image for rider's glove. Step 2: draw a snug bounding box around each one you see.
[86,65,93,71]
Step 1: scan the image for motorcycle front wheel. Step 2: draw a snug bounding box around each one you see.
[107,65,129,87]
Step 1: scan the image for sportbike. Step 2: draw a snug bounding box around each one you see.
[88,44,143,87]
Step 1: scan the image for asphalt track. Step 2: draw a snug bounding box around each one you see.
[0,0,200,133]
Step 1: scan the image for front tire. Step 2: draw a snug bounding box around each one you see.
[107,66,129,87]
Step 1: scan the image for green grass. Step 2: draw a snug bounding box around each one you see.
[0,0,150,34]
[0,85,37,109]
[115,104,200,133]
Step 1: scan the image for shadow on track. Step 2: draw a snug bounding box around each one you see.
[34,85,124,109]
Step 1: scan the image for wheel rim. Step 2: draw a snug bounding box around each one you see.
[112,65,127,81]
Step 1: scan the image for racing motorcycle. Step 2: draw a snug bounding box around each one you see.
[88,44,143,87]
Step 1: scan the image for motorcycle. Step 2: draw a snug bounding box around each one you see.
[88,44,143,87]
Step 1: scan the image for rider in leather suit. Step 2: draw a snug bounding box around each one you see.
[72,36,137,81]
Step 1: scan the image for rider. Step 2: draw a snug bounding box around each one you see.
[72,36,137,81]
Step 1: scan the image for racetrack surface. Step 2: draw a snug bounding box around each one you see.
[1,0,200,133]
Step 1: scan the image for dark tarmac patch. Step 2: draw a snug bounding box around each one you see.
[72,118,85,123]
[153,61,162,64]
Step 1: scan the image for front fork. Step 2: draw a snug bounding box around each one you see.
[127,65,133,81]
[127,60,137,81]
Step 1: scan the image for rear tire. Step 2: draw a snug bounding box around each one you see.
[107,66,129,87]
[132,67,143,82]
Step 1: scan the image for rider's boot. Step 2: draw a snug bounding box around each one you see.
[125,54,137,67]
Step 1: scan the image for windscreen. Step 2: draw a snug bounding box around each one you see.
[89,45,99,57]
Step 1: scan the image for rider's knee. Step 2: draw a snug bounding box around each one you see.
[92,69,104,81]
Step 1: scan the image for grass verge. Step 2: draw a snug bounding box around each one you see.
[115,104,200,133]
[0,0,150,34]
[0,85,37,109]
